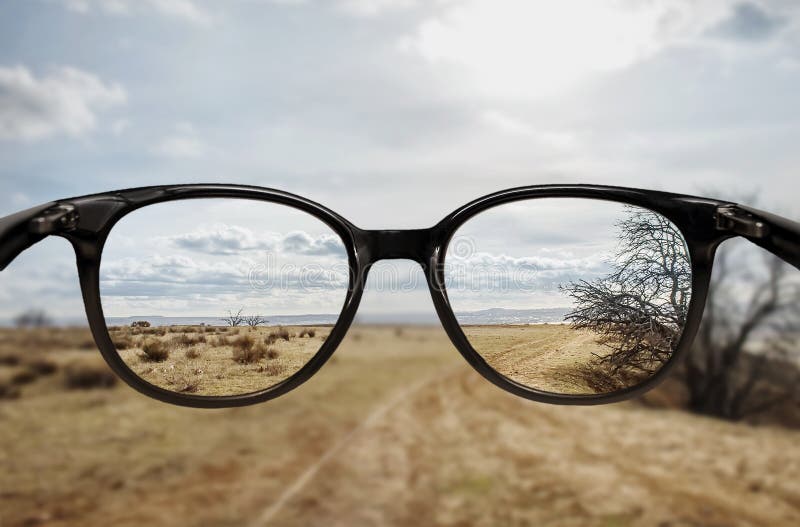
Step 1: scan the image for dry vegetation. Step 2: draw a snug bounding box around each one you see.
[110,324,330,396]
[1,325,800,527]
[461,324,651,394]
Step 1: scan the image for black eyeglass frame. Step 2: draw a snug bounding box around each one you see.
[1,183,798,408]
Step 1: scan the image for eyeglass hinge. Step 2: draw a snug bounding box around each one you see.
[715,205,768,238]
[29,204,79,235]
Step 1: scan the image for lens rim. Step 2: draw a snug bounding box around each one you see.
[72,185,363,408]
[428,186,715,406]
[437,196,693,397]
[60,183,726,408]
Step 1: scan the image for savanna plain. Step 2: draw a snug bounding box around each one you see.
[2,324,800,527]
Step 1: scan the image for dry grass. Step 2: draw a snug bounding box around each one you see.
[232,339,269,364]
[110,325,329,396]
[140,339,170,362]
[1,326,800,527]
[461,324,637,394]
[63,359,118,390]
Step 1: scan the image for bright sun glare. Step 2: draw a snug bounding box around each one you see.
[403,0,727,98]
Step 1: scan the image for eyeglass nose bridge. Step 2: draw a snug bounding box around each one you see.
[361,228,433,265]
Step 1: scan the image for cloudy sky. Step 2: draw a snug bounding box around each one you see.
[0,0,799,321]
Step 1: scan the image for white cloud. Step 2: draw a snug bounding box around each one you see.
[166,224,346,257]
[57,0,213,26]
[111,118,130,136]
[0,65,126,142]
[336,0,418,17]
[480,110,576,149]
[399,0,739,98]
[152,123,207,158]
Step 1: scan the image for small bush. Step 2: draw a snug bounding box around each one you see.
[269,327,292,342]
[211,335,229,347]
[185,348,201,359]
[131,320,151,328]
[113,336,134,350]
[64,361,118,390]
[27,358,58,376]
[298,328,316,338]
[77,338,97,350]
[266,348,279,360]
[173,334,206,347]
[140,339,170,362]
[0,382,20,400]
[265,333,278,346]
[232,333,255,351]
[0,353,20,366]
[259,362,286,376]
[232,340,270,364]
[11,369,38,385]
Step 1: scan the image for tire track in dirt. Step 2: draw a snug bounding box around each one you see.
[263,366,800,527]
[249,364,465,527]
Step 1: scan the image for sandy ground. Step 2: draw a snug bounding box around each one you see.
[2,326,800,526]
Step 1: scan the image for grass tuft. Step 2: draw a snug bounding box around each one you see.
[64,361,118,390]
[140,339,170,362]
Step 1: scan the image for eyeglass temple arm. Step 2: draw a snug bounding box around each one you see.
[0,202,77,271]
[717,204,800,271]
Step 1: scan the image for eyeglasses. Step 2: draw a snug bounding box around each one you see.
[1,184,797,408]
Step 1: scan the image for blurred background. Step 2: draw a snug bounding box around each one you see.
[2,1,800,526]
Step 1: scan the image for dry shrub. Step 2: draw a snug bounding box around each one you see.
[64,360,118,390]
[173,333,206,347]
[166,369,201,393]
[11,369,38,386]
[259,362,286,376]
[232,338,271,364]
[0,353,20,366]
[0,381,20,400]
[298,328,316,338]
[270,327,292,342]
[185,348,201,359]
[232,333,255,351]
[27,357,58,376]
[264,333,278,346]
[112,336,134,350]
[140,339,170,362]
[266,348,279,360]
[77,338,97,350]
[577,361,650,394]
[177,379,200,393]
[211,335,229,347]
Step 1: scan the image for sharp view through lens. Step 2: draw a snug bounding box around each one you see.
[90,197,689,398]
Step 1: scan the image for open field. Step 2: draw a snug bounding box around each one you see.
[110,325,331,396]
[2,325,800,526]
[461,324,648,394]
[110,323,626,398]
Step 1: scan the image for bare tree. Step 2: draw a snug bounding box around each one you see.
[223,308,245,327]
[684,245,800,420]
[243,315,267,328]
[562,207,692,375]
